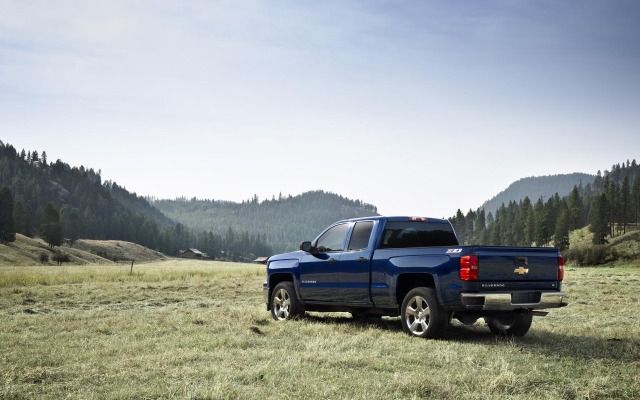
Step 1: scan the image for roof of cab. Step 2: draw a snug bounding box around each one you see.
[336,216,451,224]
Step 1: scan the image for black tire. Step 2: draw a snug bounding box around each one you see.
[486,313,533,336]
[400,287,449,338]
[270,282,304,321]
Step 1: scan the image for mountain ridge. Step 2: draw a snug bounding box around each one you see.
[480,173,596,216]
[152,190,379,253]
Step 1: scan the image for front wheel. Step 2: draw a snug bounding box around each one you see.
[486,313,533,336]
[400,287,449,338]
[270,282,304,321]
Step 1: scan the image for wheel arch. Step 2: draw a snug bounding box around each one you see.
[395,273,438,309]
[268,272,295,308]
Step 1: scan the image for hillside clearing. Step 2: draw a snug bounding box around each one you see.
[0,234,168,266]
[0,260,638,399]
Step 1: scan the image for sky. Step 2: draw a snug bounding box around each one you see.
[1,0,639,219]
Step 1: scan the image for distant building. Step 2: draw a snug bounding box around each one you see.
[180,248,208,259]
[253,256,269,264]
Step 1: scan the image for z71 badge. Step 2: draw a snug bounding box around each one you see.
[446,249,462,254]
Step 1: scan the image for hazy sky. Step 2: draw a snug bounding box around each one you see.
[2,1,639,218]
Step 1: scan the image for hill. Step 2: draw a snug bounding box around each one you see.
[480,173,595,216]
[565,226,640,265]
[0,141,173,251]
[0,140,376,260]
[0,234,167,266]
[152,190,379,253]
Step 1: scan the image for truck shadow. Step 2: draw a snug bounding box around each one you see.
[304,314,639,363]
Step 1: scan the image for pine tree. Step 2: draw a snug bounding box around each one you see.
[605,176,620,237]
[495,204,509,245]
[545,194,561,241]
[589,194,609,245]
[621,176,630,234]
[566,186,584,230]
[534,198,548,246]
[521,197,534,246]
[476,209,486,245]
[508,201,523,246]
[453,209,466,244]
[40,203,64,248]
[465,209,476,244]
[632,175,640,225]
[489,211,501,245]
[12,196,29,236]
[0,187,16,243]
[62,207,81,247]
[554,206,570,251]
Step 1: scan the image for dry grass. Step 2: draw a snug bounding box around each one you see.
[0,259,638,399]
[0,234,167,267]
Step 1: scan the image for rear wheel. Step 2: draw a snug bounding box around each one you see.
[270,282,304,321]
[486,313,533,336]
[400,287,449,338]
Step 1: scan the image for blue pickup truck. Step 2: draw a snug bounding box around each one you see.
[263,216,567,339]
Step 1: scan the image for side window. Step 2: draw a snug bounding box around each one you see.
[348,221,374,251]
[315,223,350,252]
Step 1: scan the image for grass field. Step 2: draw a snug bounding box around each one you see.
[1,259,639,399]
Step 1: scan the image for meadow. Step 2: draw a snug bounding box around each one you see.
[1,259,638,399]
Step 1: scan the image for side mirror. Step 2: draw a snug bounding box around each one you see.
[300,241,314,253]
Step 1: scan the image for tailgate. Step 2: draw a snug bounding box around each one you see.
[476,247,560,282]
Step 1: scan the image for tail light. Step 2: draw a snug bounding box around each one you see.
[558,256,565,281]
[459,255,479,281]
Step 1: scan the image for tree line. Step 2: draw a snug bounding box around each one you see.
[480,173,595,217]
[449,160,640,253]
[2,139,636,262]
[0,141,271,261]
[152,190,379,253]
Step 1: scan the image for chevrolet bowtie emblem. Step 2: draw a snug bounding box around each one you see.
[514,267,529,275]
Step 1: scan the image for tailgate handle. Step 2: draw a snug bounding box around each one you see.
[515,256,528,265]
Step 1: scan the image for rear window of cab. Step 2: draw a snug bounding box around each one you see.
[380,221,459,248]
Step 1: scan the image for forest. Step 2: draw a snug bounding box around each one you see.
[0,141,272,261]
[152,191,378,253]
[449,160,640,264]
[1,140,638,263]
[0,141,376,260]
[480,173,595,216]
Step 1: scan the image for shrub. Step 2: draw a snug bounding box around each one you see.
[96,250,108,259]
[564,245,614,266]
[39,253,49,264]
[52,251,71,266]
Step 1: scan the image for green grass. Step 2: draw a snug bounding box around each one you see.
[1,260,639,399]
[566,226,640,265]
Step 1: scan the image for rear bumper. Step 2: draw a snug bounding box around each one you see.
[461,291,568,311]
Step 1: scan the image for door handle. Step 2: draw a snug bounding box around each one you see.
[327,258,338,264]
[356,257,367,263]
